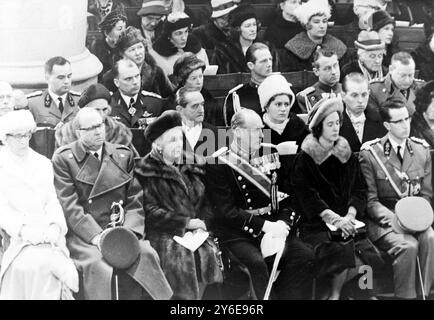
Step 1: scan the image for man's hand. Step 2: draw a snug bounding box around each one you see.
[335,217,356,239]
[262,221,290,238]
[53,121,64,130]
[379,212,394,228]
[187,218,207,231]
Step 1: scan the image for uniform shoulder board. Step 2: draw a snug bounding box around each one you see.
[410,137,430,148]
[141,90,162,99]
[54,144,73,155]
[115,144,132,151]
[297,86,315,97]
[369,77,385,84]
[360,138,381,151]
[26,90,43,99]
[227,83,244,95]
[69,90,81,96]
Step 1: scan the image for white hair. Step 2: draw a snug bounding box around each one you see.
[0,110,36,142]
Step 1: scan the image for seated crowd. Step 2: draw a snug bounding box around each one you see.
[2,0,434,300]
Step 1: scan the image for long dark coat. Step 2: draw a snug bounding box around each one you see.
[134,153,223,300]
[410,111,434,148]
[291,134,368,277]
[52,141,172,300]
[412,37,434,82]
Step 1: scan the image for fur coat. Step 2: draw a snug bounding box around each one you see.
[134,152,223,300]
[282,31,347,72]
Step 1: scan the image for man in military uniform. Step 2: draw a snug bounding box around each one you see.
[296,49,342,114]
[52,108,172,300]
[27,56,80,128]
[110,59,165,129]
[222,42,273,127]
[367,51,425,128]
[359,97,434,299]
[205,108,314,300]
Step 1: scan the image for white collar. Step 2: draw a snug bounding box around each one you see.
[120,92,138,108]
[182,121,202,132]
[346,109,366,122]
[48,89,67,107]
[90,147,103,160]
[388,135,406,155]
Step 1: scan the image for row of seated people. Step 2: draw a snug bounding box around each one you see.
[2,46,434,299]
[87,0,434,87]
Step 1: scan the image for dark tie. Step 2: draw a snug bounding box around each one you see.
[129,97,135,108]
[58,97,64,114]
[397,146,403,164]
[94,152,99,161]
[400,89,409,100]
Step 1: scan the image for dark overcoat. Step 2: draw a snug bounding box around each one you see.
[52,140,172,300]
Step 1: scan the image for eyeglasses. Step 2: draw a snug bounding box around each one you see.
[6,132,32,140]
[79,122,104,131]
[388,116,411,125]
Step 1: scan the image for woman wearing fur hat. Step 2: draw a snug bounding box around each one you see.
[134,110,223,300]
[291,97,381,299]
[149,12,209,77]
[89,9,127,80]
[171,53,224,126]
[282,0,347,72]
[410,80,434,148]
[102,26,174,98]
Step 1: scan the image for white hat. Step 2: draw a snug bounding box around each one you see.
[0,110,36,142]
[211,0,238,19]
[353,0,386,10]
[257,74,295,112]
[294,0,331,26]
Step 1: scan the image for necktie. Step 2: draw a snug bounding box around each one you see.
[397,146,403,164]
[400,89,409,100]
[128,97,136,116]
[94,152,99,160]
[58,97,64,114]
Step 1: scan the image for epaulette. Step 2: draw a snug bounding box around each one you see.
[26,90,43,99]
[296,86,315,97]
[115,144,132,151]
[54,144,73,154]
[360,138,381,151]
[140,90,162,99]
[410,136,430,148]
[69,90,81,96]
[227,83,244,95]
[111,115,121,122]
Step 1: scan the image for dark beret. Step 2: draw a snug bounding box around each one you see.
[144,110,182,143]
[78,83,112,108]
[370,10,395,32]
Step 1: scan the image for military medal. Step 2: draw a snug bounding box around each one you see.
[128,107,136,116]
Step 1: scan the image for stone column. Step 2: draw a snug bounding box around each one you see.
[0,0,102,92]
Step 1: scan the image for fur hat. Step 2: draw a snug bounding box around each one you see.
[137,0,168,16]
[257,74,295,112]
[211,0,238,19]
[144,110,182,143]
[117,26,145,53]
[354,30,385,51]
[368,10,395,31]
[294,0,331,26]
[162,12,192,36]
[353,0,386,10]
[98,10,127,33]
[229,4,257,28]
[172,53,206,87]
[78,84,112,108]
[0,110,36,142]
[307,95,343,130]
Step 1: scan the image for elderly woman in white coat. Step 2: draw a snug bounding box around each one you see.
[0,110,78,299]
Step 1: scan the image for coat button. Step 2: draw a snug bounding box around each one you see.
[242,185,246,189]
[238,176,242,181]
[245,193,249,197]
[244,226,248,231]
[249,207,253,210]
[247,199,251,203]
[249,228,253,234]
[88,199,92,204]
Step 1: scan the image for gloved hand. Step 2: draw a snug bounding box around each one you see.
[187,218,207,231]
[20,225,46,245]
[90,232,103,251]
[262,220,289,238]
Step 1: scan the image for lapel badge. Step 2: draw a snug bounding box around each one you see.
[384,139,391,157]
[128,107,136,116]
[406,139,413,155]
[137,118,147,129]
[44,93,52,108]
[67,93,75,107]
[143,111,153,118]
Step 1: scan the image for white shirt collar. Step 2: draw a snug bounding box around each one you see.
[120,92,138,108]
[388,135,406,157]
[346,109,366,123]
[91,146,103,160]
[182,122,202,148]
[48,89,67,108]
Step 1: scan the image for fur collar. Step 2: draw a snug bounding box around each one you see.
[135,152,205,183]
[301,134,352,165]
[152,33,202,57]
[285,32,347,60]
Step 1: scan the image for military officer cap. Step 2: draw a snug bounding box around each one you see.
[392,197,434,234]
[144,110,182,143]
[78,83,111,108]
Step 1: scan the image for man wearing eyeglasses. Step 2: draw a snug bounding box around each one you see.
[359,96,434,299]
[52,108,172,300]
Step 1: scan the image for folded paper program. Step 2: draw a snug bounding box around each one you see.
[173,230,209,252]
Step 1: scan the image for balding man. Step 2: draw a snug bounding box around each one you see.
[52,108,172,300]
[0,81,14,117]
[205,109,314,300]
